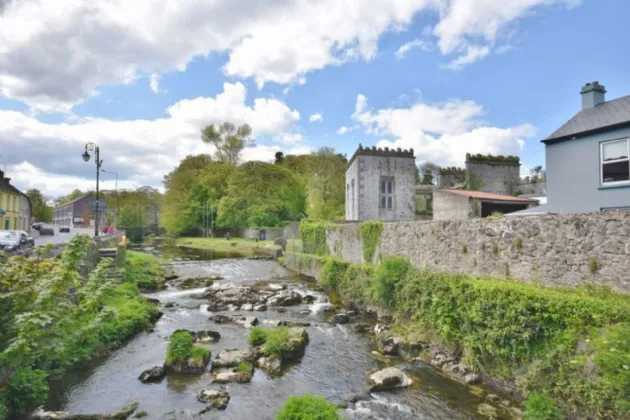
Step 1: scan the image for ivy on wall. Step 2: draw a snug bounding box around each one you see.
[299,220,329,256]
[360,221,383,264]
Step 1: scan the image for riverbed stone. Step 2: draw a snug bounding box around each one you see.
[253,304,267,311]
[354,323,371,333]
[232,315,259,328]
[257,355,282,375]
[138,365,166,383]
[302,294,316,304]
[197,389,230,410]
[378,336,403,356]
[241,303,254,311]
[209,314,231,324]
[374,324,390,335]
[212,367,253,384]
[212,348,254,368]
[367,367,412,392]
[173,329,221,344]
[267,290,303,306]
[464,373,482,385]
[331,313,350,324]
[477,403,499,418]
[276,307,288,313]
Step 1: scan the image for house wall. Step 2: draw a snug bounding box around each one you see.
[433,191,471,220]
[0,191,20,230]
[345,157,360,220]
[347,154,416,221]
[546,126,630,213]
[324,212,630,292]
[466,160,521,195]
[19,195,31,231]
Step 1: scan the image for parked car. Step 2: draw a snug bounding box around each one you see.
[59,225,70,233]
[32,222,42,231]
[39,225,55,236]
[16,230,35,246]
[0,230,31,252]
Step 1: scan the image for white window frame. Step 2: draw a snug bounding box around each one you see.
[600,138,630,186]
[379,177,394,210]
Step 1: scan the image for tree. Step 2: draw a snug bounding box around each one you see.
[201,122,252,165]
[306,148,346,220]
[530,165,546,184]
[55,189,84,206]
[274,151,284,164]
[419,162,440,185]
[25,189,52,222]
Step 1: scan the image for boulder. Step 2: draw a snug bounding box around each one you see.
[212,348,254,368]
[138,365,165,383]
[477,403,499,418]
[209,314,231,324]
[232,315,259,328]
[299,309,312,315]
[354,323,371,333]
[173,329,220,344]
[253,304,267,311]
[30,409,68,419]
[262,320,310,328]
[367,367,412,392]
[267,290,303,307]
[212,368,253,384]
[378,336,403,356]
[257,355,282,375]
[280,327,309,361]
[197,389,230,410]
[331,313,350,324]
[241,303,254,311]
[266,284,286,292]
[276,307,288,313]
[373,324,390,336]
[207,301,228,312]
[163,302,177,309]
[302,294,316,304]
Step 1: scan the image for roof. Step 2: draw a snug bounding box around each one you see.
[54,192,94,209]
[544,95,630,143]
[505,204,551,217]
[438,189,539,203]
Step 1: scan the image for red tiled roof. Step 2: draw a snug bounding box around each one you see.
[440,189,539,203]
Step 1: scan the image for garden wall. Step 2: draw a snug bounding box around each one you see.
[325,212,630,292]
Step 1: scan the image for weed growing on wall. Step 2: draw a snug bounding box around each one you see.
[319,258,349,291]
[492,242,499,254]
[588,257,600,274]
[360,221,383,264]
[300,220,330,256]
[514,237,523,250]
[462,244,468,254]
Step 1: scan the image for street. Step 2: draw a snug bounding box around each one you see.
[34,227,94,246]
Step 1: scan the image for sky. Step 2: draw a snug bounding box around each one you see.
[1,0,629,198]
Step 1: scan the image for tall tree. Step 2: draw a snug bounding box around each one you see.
[307,147,346,220]
[25,188,52,222]
[274,151,284,164]
[530,165,546,183]
[201,122,252,165]
[419,162,440,185]
[55,189,85,205]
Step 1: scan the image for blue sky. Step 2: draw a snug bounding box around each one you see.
[1,0,629,197]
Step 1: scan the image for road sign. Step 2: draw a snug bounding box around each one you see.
[89,199,108,213]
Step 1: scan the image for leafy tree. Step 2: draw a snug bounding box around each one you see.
[306,148,346,220]
[25,189,52,222]
[55,189,85,205]
[530,165,546,184]
[201,122,252,165]
[275,151,284,164]
[419,162,440,185]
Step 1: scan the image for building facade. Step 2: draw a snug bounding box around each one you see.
[433,189,538,220]
[542,81,630,213]
[345,145,416,221]
[465,154,521,196]
[0,170,26,230]
[19,194,32,231]
[53,193,95,227]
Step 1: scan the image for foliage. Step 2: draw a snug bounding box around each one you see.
[201,122,253,165]
[275,152,284,164]
[217,161,306,228]
[0,235,159,417]
[524,393,564,420]
[467,174,484,191]
[25,188,52,222]
[438,166,466,176]
[369,257,410,308]
[419,162,440,185]
[588,257,600,274]
[124,251,165,291]
[237,361,253,374]
[276,394,341,420]
[487,211,503,220]
[300,220,329,256]
[529,165,546,184]
[263,327,292,357]
[176,237,281,257]
[319,258,348,291]
[462,244,468,254]
[55,188,85,206]
[101,186,162,235]
[467,154,520,164]
[513,237,523,250]
[166,331,210,366]
[248,327,269,346]
[360,221,382,264]
[306,148,347,220]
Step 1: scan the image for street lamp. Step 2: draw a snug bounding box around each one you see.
[101,168,118,233]
[82,142,102,237]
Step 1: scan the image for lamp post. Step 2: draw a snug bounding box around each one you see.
[82,143,102,237]
[101,169,118,233]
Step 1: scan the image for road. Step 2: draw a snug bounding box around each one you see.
[34,227,95,246]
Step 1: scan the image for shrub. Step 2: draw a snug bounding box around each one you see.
[276,394,341,420]
[237,361,253,374]
[369,257,411,308]
[360,221,382,264]
[264,327,292,357]
[248,327,269,346]
[167,331,195,364]
[524,393,563,420]
[340,263,375,305]
[300,220,329,256]
[125,251,165,291]
[319,258,349,291]
[6,368,49,416]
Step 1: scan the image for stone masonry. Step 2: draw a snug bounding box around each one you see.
[466,154,521,196]
[345,145,416,221]
[326,212,630,292]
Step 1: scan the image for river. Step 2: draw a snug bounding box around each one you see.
[46,247,503,419]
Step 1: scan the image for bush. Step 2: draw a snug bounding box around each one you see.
[124,251,165,291]
[300,220,329,256]
[6,368,49,416]
[360,221,382,264]
[524,393,563,420]
[319,258,349,291]
[264,328,292,357]
[369,257,411,308]
[167,331,195,364]
[276,394,341,420]
[248,327,269,346]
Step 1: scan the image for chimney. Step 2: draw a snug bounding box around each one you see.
[581,81,606,109]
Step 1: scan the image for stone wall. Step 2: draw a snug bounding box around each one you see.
[325,212,630,292]
[466,158,520,196]
[432,191,472,220]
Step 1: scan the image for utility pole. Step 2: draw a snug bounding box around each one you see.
[82,143,102,236]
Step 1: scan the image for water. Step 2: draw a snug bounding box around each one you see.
[46,247,498,419]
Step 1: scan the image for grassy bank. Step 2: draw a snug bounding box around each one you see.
[176,237,281,257]
[0,237,161,419]
[291,252,630,419]
[124,250,167,291]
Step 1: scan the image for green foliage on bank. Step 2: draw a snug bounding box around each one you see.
[248,327,304,358]
[360,221,382,264]
[300,219,329,256]
[276,394,341,420]
[312,254,630,419]
[0,236,160,418]
[124,250,166,291]
[166,331,210,367]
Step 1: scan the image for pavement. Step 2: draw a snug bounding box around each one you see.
[34,227,95,246]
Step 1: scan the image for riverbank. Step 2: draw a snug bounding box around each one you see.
[176,237,282,257]
[0,237,161,419]
[283,251,630,419]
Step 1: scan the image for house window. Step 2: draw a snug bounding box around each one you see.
[601,139,630,184]
[380,177,394,209]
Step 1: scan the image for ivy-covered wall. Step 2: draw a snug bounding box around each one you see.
[323,212,630,293]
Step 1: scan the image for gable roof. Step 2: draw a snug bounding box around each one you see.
[54,192,95,208]
[543,95,630,144]
[439,189,538,203]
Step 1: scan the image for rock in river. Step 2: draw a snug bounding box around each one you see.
[267,290,303,307]
[257,355,282,375]
[367,367,412,392]
[331,313,350,324]
[354,323,371,333]
[197,389,230,410]
[212,348,254,368]
[138,365,165,383]
[378,336,403,356]
[209,314,231,324]
[173,329,221,344]
[212,365,253,384]
[233,315,259,328]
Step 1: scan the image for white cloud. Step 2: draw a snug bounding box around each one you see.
[309,113,323,123]
[0,83,300,197]
[395,38,433,59]
[337,126,350,135]
[241,145,312,163]
[352,93,537,167]
[149,73,161,93]
[443,45,490,70]
[279,133,304,145]
[0,0,580,110]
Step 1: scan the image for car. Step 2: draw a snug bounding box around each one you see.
[0,230,31,252]
[32,222,43,231]
[59,226,70,233]
[16,230,35,246]
[39,225,55,236]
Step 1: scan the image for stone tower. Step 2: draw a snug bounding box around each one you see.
[345,145,416,221]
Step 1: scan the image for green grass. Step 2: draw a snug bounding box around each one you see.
[237,361,253,374]
[276,394,340,420]
[124,251,166,291]
[248,327,305,358]
[176,237,281,257]
[248,326,269,346]
[166,331,210,367]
